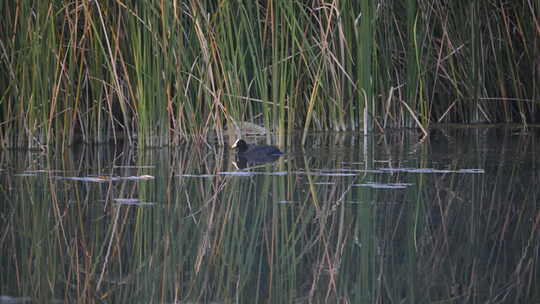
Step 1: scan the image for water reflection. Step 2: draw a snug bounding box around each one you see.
[1,128,539,303]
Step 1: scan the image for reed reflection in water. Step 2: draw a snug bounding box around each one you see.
[1,128,539,303]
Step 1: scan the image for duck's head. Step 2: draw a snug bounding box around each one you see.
[231,139,249,152]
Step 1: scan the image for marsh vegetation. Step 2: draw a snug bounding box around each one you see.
[1,1,539,148]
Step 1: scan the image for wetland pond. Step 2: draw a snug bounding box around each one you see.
[1,127,539,303]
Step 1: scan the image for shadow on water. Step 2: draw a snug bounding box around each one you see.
[1,127,539,303]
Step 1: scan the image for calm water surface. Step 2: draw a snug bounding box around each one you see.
[1,127,539,303]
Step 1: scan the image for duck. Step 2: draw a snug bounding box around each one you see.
[231,139,283,165]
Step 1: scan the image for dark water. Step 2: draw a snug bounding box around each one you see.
[1,127,539,303]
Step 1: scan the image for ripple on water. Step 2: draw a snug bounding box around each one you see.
[353,182,412,189]
[378,168,484,174]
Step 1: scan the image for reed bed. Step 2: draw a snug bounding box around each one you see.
[1,1,539,147]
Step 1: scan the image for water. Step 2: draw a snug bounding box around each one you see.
[1,127,539,303]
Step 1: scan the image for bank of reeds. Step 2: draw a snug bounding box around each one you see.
[1,1,539,147]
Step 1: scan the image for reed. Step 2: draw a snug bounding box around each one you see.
[1,1,539,147]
